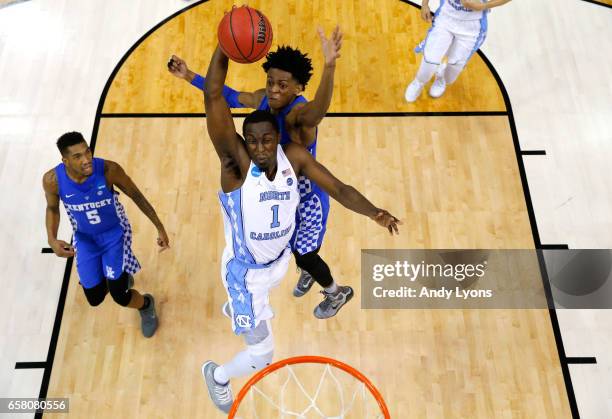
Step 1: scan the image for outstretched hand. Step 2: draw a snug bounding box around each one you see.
[318,25,343,67]
[50,239,75,258]
[371,210,402,235]
[157,228,170,253]
[167,55,191,80]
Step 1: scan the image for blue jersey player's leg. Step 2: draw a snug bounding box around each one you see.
[291,181,354,319]
[74,231,109,306]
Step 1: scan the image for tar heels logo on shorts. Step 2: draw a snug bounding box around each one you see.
[287,178,293,186]
[235,314,252,329]
[251,166,262,177]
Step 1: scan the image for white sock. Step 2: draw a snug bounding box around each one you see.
[213,365,230,385]
[415,60,438,84]
[217,349,254,382]
[324,282,338,294]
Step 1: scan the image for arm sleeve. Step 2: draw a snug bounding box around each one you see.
[191,74,205,90]
[191,73,245,108]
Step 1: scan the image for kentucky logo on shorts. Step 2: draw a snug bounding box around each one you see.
[105,265,116,279]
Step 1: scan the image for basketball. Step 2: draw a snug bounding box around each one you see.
[217,6,273,64]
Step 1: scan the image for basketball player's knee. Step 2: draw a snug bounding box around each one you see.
[108,272,132,306]
[244,321,274,370]
[447,60,466,69]
[294,250,320,271]
[83,282,107,307]
[243,320,273,347]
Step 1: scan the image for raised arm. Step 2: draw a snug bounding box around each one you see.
[105,161,170,252]
[168,54,265,108]
[203,46,252,170]
[42,170,75,257]
[286,144,401,235]
[289,26,342,129]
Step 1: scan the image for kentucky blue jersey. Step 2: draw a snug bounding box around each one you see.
[257,95,331,255]
[257,95,317,155]
[55,158,126,235]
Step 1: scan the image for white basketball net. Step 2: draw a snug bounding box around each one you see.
[233,362,386,418]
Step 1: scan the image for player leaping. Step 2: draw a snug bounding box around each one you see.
[201,44,401,413]
[169,27,353,319]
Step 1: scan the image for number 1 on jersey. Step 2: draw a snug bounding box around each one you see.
[270,205,280,228]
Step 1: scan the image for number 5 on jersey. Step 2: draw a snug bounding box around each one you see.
[86,209,101,224]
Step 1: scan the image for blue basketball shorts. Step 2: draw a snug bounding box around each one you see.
[74,224,141,289]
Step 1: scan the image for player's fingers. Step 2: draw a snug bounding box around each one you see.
[61,247,75,257]
[58,241,73,250]
[333,25,340,40]
[392,222,399,235]
[317,26,325,39]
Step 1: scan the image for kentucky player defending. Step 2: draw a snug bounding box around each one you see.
[405,0,512,102]
[169,27,352,320]
[42,132,169,338]
[201,45,401,413]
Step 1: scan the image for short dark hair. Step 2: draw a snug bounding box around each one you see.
[243,110,279,134]
[56,131,87,155]
[262,46,313,87]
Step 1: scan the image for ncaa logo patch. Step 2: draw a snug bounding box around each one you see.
[251,166,262,177]
[235,314,252,329]
[287,178,293,186]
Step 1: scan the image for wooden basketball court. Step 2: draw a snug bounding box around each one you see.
[44,0,571,417]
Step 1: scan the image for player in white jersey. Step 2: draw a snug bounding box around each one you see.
[404,0,512,102]
[201,45,401,414]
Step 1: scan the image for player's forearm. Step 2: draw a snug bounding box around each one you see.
[130,190,164,231]
[485,0,511,9]
[299,64,336,127]
[192,73,248,108]
[45,207,61,244]
[422,0,430,7]
[205,47,230,98]
[333,184,379,219]
[183,68,198,84]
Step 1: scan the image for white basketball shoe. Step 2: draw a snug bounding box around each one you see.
[429,63,447,98]
[404,79,425,103]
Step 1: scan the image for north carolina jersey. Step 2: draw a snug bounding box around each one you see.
[219,146,299,266]
[439,0,487,21]
[258,95,331,255]
[55,158,126,235]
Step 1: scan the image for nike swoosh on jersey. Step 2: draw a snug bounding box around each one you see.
[65,194,75,198]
